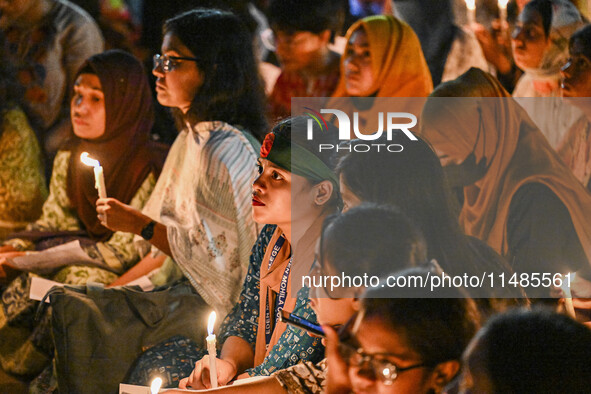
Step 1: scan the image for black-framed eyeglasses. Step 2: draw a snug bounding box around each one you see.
[153,54,199,73]
[338,340,428,385]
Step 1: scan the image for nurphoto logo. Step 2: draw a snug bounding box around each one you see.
[304,107,418,153]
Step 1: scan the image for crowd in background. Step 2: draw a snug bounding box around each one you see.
[1,0,591,393]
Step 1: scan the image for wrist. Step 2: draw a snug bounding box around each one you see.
[134,214,152,235]
[222,357,239,379]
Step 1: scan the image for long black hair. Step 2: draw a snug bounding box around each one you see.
[163,8,267,140]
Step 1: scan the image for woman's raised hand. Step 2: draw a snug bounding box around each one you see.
[178,355,237,389]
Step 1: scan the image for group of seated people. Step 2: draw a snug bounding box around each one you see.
[0,0,591,393]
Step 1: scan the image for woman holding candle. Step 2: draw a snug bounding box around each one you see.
[96,8,265,317]
[420,67,591,299]
[128,116,339,389]
[511,0,585,148]
[0,49,166,377]
[159,204,431,393]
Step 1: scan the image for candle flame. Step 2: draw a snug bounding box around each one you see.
[498,0,509,7]
[208,311,216,336]
[465,0,475,9]
[150,377,163,394]
[80,152,100,168]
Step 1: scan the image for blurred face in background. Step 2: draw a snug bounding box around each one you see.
[561,37,591,101]
[273,28,331,74]
[0,0,36,25]
[511,6,550,70]
[343,27,375,96]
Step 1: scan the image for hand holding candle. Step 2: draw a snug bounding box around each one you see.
[80,152,107,199]
[498,0,509,31]
[206,311,218,388]
[465,0,476,26]
[562,272,576,319]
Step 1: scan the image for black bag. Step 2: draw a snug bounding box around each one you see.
[48,281,209,394]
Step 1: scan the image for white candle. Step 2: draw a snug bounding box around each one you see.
[498,0,509,29]
[562,273,576,319]
[206,311,218,388]
[80,152,107,199]
[150,377,162,394]
[465,0,476,26]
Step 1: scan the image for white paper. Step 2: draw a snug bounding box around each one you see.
[119,376,267,393]
[29,277,63,302]
[11,240,107,275]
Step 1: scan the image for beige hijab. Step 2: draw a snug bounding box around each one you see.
[420,68,591,264]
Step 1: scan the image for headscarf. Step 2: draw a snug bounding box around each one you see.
[513,0,584,97]
[420,68,591,265]
[392,0,456,87]
[67,50,166,241]
[331,15,433,98]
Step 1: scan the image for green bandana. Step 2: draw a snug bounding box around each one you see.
[260,132,339,189]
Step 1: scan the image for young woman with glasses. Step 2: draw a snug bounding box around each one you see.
[96,9,267,316]
[324,269,480,394]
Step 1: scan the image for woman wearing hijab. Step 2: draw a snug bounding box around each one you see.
[0,49,165,377]
[392,0,489,86]
[325,15,432,138]
[420,67,591,299]
[331,14,432,99]
[511,0,586,147]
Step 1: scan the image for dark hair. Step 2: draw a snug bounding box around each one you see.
[337,135,495,277]
[570,24,591,58]
[320,204,427,280]
[271,115,342,209]
[524,0,553,37]
[268,0,341,35]
[363,268,480,367]
[475,308,591,393]
[163,8,267,140]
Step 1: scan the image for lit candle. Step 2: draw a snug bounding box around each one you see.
[498,0,509,30]
[562,273,576,319]
[150,377,162,394]
[206,311,218,388]
[80,152,107,199]
[465,0,476,26]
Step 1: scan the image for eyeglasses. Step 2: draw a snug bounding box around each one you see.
[153,54,199,73]
[563,55,591,72]
[338,341,428,385]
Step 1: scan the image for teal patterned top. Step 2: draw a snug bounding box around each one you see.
[219,225,325,376]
